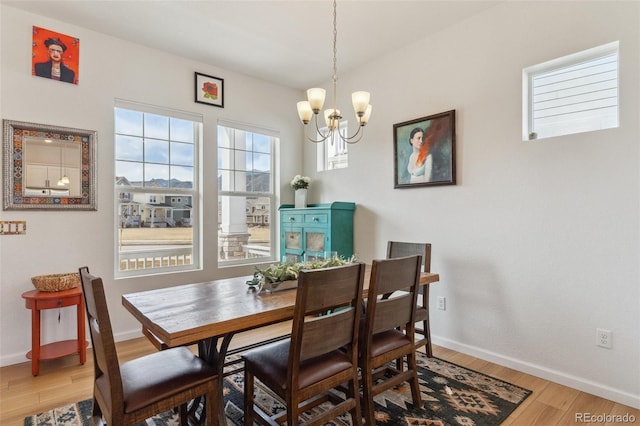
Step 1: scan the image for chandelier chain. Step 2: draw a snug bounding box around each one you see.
[332,0,338,113]
[296,0,371,145]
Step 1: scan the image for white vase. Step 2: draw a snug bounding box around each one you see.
[295,188,307,208]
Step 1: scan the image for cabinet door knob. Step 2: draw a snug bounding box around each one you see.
[289,217,295,222]
[312,217,318,221]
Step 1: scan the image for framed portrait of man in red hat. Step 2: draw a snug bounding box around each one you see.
[32,26,79,85]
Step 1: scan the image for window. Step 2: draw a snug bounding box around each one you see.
[523,41,619,140]
[218,122,277,265]
[115,101,201,277]
[317,122,349,171]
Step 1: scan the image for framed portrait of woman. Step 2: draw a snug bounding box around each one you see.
[32,26,80,85]
[393,110,456,188]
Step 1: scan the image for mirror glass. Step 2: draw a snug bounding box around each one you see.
[3,120,96,210]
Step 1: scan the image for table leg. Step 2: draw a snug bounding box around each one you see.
[194,333,233,426]
[31,307,40,376]
[423,286,433,357]
[197,333,235,426]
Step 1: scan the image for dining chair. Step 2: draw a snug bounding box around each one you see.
[387,241,433,356]
[79,266,218,426]
[242,262,365,426]
[360,255,423,425]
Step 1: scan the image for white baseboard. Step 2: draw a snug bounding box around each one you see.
[3,329,638,411]
[0,329,143,368]
[432,335,640,410]
[114,329,144,343]
[0,352,31,367]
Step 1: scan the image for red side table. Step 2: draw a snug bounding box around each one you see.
[22,286,87,376]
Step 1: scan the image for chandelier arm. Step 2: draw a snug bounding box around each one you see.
[304,115,332,143]
[313,114,334,141]
[339,124,365,144]
[306,134,329,144]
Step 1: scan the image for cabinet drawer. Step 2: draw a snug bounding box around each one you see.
[35,295,81,309]
[304,213,328,225]
[282,213,303,224]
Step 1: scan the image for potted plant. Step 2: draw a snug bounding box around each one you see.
[290,175,310,208]
[247,256,356,293]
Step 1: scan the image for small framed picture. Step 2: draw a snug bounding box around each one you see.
[32,26,79,85]
[194,72,224,108]
[393,110,456,188]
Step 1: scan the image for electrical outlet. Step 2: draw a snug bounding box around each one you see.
[596,328,612,348]
[437,296,446,311]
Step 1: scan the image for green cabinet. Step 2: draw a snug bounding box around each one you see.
[279,202,355,262]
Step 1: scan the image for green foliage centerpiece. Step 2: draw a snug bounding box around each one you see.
[247,255,356,293]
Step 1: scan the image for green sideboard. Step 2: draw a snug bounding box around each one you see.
[279,202,355,262]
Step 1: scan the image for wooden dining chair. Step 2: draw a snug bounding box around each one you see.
[360,255,423,425]
[79,266,218,426]
[387,241,434,356]
[242,262,365,426]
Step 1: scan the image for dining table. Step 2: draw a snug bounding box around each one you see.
[122,265,440,425]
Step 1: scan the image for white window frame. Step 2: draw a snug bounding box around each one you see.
[316,121,349,172]
[523,41,619,141]
[217,120,277,267]
[114,100,201,278]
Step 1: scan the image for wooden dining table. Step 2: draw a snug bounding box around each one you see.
[122,265,439,425]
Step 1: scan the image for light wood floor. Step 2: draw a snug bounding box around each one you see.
[1,322,638,426]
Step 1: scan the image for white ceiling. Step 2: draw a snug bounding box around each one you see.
[3,0,501,90]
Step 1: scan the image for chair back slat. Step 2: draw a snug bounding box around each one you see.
[291,262,365,364]
[364,255,421,341]
[372,294,413,334]
[387,241,431,273]
[300,307,356,360]
[302,264,364,314]
[374,259,422,294]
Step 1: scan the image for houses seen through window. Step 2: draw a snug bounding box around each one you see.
[217,122,276,265]
[114,102,201,277]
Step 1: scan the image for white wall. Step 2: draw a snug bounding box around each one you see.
[307,1,639,408]
[1,0,638,411]
[0,5,302,364]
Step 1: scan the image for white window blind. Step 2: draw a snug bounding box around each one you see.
[523,41,619,140]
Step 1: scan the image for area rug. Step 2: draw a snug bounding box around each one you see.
[25,354,531,425]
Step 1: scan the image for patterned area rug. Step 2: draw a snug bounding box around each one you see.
[25,354,531,426]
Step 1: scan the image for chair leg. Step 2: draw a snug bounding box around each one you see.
[244,369,255,426]
[407,353,422,408]
[205,388,216,426]
[348,375,363,426]
[361,364,376,426]
[179,404,188,426]
[423,316,433,357]
[286,393,299,426]
[90,398,104,426]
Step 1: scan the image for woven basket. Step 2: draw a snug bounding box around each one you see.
[31,273,80,292]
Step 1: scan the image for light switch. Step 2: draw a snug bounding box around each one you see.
[0,221,27,235]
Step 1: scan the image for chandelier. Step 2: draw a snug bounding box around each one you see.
[296,0,372,144]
